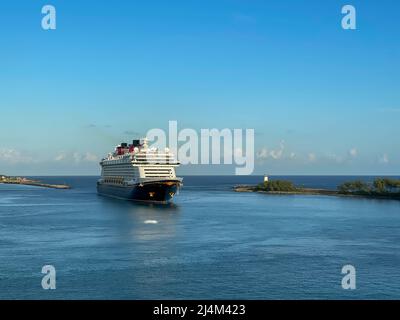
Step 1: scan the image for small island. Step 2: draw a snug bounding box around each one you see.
[0,175,70,189]
[234,178,400,200]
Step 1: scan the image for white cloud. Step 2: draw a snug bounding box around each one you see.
[54,151,98,164]
[0,149,33,164]
[379,153,389,164]
[308,153,316,162]
[73,152,81,163]
[256,148,268,160]
[55,152,67,161]
[256,141,285,161]
[83,152,98,162]
[349,148,357,157]
[0,148,98,173]
[270,142,284,159]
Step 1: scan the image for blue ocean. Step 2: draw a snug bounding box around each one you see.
[0,176,399,299]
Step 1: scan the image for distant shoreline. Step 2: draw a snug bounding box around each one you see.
[234,185,400,201]
[0,175,70,190]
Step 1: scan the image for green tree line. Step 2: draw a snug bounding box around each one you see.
[256,180,297,192]
[338,178,400,195]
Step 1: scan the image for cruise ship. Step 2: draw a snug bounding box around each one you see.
[97,139,183,203]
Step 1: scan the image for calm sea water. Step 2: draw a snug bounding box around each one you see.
[0,176,400,299]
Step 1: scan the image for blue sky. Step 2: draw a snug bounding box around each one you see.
[0,0,399,175]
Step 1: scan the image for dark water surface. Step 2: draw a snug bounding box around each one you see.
[1,176,399,299]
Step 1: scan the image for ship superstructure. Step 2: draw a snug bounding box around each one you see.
[97,139,182,202]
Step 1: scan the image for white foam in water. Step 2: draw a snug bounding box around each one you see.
[144,220,158,224]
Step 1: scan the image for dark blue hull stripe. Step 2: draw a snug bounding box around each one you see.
[97,182,179,202]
